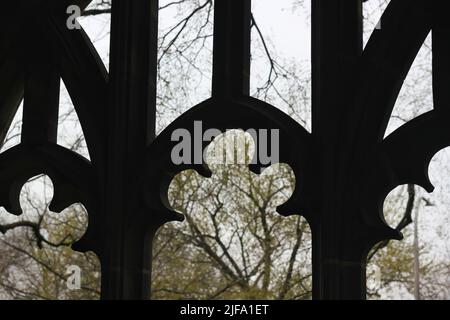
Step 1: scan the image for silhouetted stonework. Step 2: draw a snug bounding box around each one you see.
[0,0,449,299]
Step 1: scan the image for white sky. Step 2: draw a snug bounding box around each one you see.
[252,0,310,61]
[79,0,311,71]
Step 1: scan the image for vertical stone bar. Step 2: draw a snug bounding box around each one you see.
[22,22,60,145]
[212,0,251,98]
[0,4,25,146]
[311,0,365,299]
[102,0,158,299]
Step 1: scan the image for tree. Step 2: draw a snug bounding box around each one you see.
[152,132,312,299]
[0,0,449,300]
